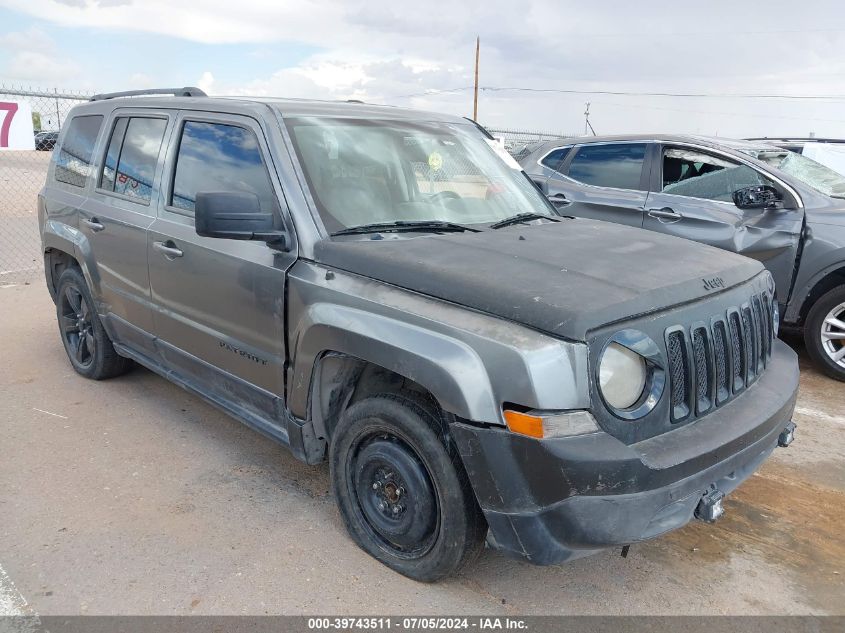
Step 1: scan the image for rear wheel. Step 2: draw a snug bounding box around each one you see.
[804,285,845,381]
[330,393,486,582]
[55,267,132,380]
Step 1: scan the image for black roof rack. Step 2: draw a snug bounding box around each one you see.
[89,87,207,101]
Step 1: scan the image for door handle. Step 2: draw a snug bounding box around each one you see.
[547,193,569,206]
[83,218,105,232]
[647,207,683,222]
[153,241,184,259]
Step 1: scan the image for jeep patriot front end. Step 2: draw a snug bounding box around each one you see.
[38,89,799,580]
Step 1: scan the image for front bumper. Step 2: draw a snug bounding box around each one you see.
[451,340,799,565]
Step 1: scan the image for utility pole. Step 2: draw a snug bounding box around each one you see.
[472,36,480,121]
[584,102,596,136]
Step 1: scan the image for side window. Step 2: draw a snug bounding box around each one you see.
[54,115,103,188]
[567,143,647,190]
[99,117,167,204]
[540,147,571,172]
[171,121,276,214]
[661,148,772,203]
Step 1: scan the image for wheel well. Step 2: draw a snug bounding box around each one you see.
[309,353,442,444]
[44,248,81,302]
[799,267,845,325]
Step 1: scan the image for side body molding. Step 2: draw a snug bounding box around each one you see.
[286,261,590,426]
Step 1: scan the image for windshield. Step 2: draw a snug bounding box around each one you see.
[284,117,554,233]
[746,149,845,198]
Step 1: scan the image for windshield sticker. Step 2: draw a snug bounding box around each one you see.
[486,138,522,170]
[428,152,443,171]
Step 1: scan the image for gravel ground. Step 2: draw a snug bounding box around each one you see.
[0,282,843,616]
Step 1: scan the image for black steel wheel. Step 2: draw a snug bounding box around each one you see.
[55,267,132,380]
[331,393,487,582]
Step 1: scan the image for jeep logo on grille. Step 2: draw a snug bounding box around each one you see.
[702,276,726,291]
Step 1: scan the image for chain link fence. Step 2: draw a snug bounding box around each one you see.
[0,85,574,286]
[1,85,91,285]
[485,127,578,159]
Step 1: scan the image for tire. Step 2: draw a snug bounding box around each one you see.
[330,393,487,582]
[55,267,132,380]
[804,285,845,381]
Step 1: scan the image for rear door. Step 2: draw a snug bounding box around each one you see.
[643,144,804,302]
[545,141,651,227]
[80,109,172,354]
[147,110,296,424]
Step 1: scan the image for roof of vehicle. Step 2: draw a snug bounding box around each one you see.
[746,137,845,144]
[526,133,784,154]
[75,89,469,125]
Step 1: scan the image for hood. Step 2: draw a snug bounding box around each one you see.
[314,219,764,341]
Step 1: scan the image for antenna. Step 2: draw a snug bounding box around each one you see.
[472,36,480,121]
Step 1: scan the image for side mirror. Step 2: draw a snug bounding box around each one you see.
[733,185,783,210]
[195,191,289,249]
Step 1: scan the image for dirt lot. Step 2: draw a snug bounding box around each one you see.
[0,281,843,616]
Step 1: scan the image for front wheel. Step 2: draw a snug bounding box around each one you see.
[804,285,845,381]
[330,394,487,582]
[55,267,132,380]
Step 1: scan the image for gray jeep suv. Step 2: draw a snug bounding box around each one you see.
[39,88,799,581]
[520,134,845,381]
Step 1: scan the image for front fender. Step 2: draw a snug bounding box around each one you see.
[289,303,496,423]
[285,262,590,425]
[785,242,845,323]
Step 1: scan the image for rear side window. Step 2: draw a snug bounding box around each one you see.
[100,117,168,204]
[567,143,647,190]
[540,147,571,172]
[170,121,276,214]
[54,115,103,188]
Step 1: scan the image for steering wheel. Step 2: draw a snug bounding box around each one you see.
[427,190,461,204]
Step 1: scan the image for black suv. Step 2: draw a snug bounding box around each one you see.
[521,134,845,380]
[39,90,798,581]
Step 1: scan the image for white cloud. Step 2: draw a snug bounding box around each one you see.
[0,27,81,81]
[3,0,845,135]
[196,71,215,94]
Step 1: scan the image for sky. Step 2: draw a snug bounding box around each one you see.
[2,0,845,138]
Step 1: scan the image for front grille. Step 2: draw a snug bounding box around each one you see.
[692,327,709,403]
[665,292,774,423]
[667,331,686,407]
[712,320,730,402]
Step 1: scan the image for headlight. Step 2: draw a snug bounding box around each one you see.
[599,342,647,410]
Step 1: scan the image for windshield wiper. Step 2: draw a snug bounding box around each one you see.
[489,212,561,229]
[331,220,481,237]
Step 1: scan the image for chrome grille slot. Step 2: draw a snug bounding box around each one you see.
[664,292,773,426]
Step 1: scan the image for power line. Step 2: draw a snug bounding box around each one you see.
[390,86,845,101]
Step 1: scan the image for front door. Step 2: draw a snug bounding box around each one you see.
[147,111,296,424]
[643,145,804,302]
[546,141,651,228]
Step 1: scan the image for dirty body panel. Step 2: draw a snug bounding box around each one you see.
[314,219,763,341]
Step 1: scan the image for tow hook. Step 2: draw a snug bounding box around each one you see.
[694,488,725,523]
[778,421,796,447]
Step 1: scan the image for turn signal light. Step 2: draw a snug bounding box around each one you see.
[503,409,600,439]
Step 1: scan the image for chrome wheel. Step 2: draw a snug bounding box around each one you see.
[59,285,95,368]
[821,301,845,368]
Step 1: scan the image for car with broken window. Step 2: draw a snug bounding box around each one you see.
[39,90,798,581]
[520,134,845,381]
